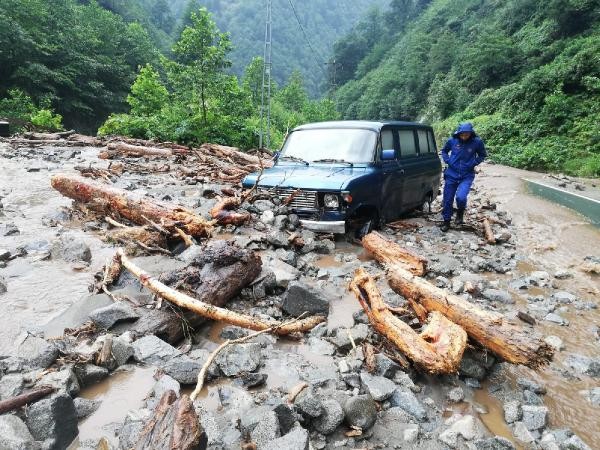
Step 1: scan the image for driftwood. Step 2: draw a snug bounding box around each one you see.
[51,174,213,237]
[362,232,428,276]
[99,142,180,159]
[363,233,554,368]
[199,143,272,168]
[190,314,308,401]
[23,130,75,140]
[482,218,496,244]
[350,268,467,374]
[210,197,250,225]
[0,386,56,414]
[134,391,207,450]
[116,248,325,335]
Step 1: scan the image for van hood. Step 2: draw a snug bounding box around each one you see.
[242,164,371,190]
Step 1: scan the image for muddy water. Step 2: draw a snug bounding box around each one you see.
[0,146,113,354]
[478,165,600,446]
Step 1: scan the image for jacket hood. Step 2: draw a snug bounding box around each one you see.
[453,122,476,138]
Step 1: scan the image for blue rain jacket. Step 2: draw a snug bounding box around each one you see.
[441,123,487,179]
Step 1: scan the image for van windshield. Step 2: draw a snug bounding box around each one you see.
[279,128,377,164]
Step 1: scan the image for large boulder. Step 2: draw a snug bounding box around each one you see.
[25,394,78,450]
[215,343,262,377]
[7,333,58,370]
[281,282,330,317]
[0,415,41,450]
[51,234,91,263]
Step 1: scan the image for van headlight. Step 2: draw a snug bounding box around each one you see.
[323,194,339,208]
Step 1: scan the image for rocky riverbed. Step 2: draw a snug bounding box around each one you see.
[0,139,598,450]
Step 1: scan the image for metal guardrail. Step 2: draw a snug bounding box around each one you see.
[523,178,600,227]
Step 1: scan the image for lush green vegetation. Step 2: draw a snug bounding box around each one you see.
[98,8,338,149]
[333,0,600,176]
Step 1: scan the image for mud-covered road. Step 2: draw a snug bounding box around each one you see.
[0,140,598,450]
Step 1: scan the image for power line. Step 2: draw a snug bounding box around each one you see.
[287,0,328,76]
[259,0,272,150]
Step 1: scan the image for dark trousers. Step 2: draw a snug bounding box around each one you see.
[442,173,474,221]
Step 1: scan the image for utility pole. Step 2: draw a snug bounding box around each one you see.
[325,59,342,96]
[259,0,272,150]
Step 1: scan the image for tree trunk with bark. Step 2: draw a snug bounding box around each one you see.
[134,391,207,450]
[363,232,428,276]
[210,197,250,225]
[99,142,177,159]
[0,387,55,414]
[349,268,467,374]
[362,233,554,368]
[51,174,213,238]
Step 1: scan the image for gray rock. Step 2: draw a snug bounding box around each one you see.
[522,390,544,406]
[553,291,577,303]
[360,371,396,401]
[545,335,565,351]
[559,434,592,450]
[73,364,108,387]
[273,403,297,435]
[25,394,78,450]
[262,425,309,450]
[275,248,298,267]
[0,222,19,236]
[306,337,335,355]
[459,355,487,380]
[474,436,516,449]
[564,354,600,377]
[313,399,344,435]
[513,421,535,443]
[0,373,25,399]
[273,215,289,231]
[294,388,323,418]
[587,387,600,406]
[521,405,548,430]
[388,387,427,421]
[132,335,181,365]
[0,248,10,261]
[517,377,547,394]
[261,210,275,225]
[267,230,291,248]
[51,235,91,263]
[343,395,377,430]
[545,313,569,326]
[269,258,300,288]
[503,400,522,423]
[446,387,464,403]
[438,415,477,447]
[0,415,40,450]
[482,289,514,304]
[110,336,134,368]
[88,302,139,329]
[374,353,400,378]
[254,200,275,212]
[38,367,80,396]
[326,323,369,351]
[250,411,280,448]
[146,375,180,410]
[175,244,204,263]
[282,282,330,317]
[118,408,153,450]
[0,276,6,295]
[9,333,58,370]
[73,397,100,419]
[215,343,261,377]
[161,355,202,384]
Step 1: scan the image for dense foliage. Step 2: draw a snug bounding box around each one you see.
[0,0,158,131]
[333,0,600,176]
[98,9,339,149]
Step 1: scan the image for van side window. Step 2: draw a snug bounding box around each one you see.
[427,130,437,153]
[399,129,417,157]
[381,129,394,152]
[417,130,428,154]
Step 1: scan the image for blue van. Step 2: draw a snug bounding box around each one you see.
[242,121,442,233]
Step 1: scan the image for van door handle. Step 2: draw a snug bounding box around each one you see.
[399,169,405,174]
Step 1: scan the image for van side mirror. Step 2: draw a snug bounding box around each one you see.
[381,149,395,161]
[273,151,280,162]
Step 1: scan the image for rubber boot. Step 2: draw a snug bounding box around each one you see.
[455,209,465,225]
[440,221,451,232]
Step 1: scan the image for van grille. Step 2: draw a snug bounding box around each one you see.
[259,187,318,210]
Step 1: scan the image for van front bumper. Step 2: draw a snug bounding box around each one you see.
[300,220,346,234]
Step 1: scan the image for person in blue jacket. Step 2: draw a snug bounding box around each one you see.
[440,122,487,232]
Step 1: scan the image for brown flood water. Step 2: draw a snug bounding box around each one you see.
[479,165,600,446]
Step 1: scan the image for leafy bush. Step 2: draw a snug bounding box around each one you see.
[30,109,64,131]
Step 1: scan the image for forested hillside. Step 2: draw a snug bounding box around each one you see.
[174,0,388,96]
[333,0,600,176]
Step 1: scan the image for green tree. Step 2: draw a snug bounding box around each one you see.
[172,7,231,124]
[127,64,169,116]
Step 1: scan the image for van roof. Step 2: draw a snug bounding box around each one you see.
[293,120,432,132]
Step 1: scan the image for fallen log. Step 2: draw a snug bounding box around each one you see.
[482,218,496,244]
[0,386,56,414]
[23,130,75,140]
[349,268,467,374]
[51,174,213,237]
[116,248,325,335]
[134,391,207,450]
[210,197,250,225]
[199,143,273,168]
[362,232,428,276]
[363,234,554,368]
[99,142,176,159]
